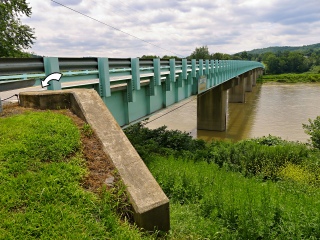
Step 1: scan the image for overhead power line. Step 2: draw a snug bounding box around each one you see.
[50,0,185,58]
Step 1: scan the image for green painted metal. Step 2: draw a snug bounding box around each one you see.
[199,60,204,76]
[153,59,161,86]
[44,57,61,90]
[182,59,187,80]
[1,57,264,127]
[170,59,175,82]
[98,58,111,97]
[131,58,140,90]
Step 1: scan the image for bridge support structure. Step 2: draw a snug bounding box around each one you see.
[197,84,227,131]
[228,75,245,103]
[245,71,253,92]
[197,68,262,131]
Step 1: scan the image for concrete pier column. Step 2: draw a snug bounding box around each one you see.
[252,70,257,86]
[245,71,253,92]
[197,85,227,131]
[228,75,245,103]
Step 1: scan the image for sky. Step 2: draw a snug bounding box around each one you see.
[22,0,320,58]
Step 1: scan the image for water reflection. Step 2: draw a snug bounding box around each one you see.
[145,83,320,142]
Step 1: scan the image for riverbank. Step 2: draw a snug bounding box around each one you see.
[0,107,149,239]
[2,104,320,239]
[261,73,320,83]
[124,123,320,239]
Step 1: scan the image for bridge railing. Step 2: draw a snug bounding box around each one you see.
[0,57,264,124]
[0,57,264,93]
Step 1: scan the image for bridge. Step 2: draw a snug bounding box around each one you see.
[0,57,264,131]
[0,56,264,231]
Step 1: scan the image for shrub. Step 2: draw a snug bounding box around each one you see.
[303,116,320,149]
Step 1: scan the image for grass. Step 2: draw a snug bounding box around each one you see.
[0,111,148,239]
[125,124,320,239]
[260,73,320,83]
[146,155,320,239]
[2,109,320,239]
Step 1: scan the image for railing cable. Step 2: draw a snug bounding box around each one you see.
[0,94,20,103]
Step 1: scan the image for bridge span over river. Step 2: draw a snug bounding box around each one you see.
[0,56,264,231]
[0,57,264,131]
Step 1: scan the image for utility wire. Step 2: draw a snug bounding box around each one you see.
[145,89,210,124]
[50,0,185,58]
[145,97,197,124]
[0,94,19,103]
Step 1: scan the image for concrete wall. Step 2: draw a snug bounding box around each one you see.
[19,89,170,232]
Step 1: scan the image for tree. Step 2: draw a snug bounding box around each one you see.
[0,0,35,57]
[162,55,180,60]
[189,45,210,60]
[303,116,320,149]
[140,55,159,59]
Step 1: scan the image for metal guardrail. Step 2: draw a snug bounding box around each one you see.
[0,57,264,124]
[0,57,264,94]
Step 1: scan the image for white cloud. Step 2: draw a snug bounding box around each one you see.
[22,0,320,58]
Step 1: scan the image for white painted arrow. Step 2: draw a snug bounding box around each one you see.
[41,72,63,88]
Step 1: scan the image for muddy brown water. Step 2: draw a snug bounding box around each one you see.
[145,83,320,142]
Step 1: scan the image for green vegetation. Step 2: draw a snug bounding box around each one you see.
[303,116,320,149]
[125,122,320,239]
[0,0,36,57]
[260,73,320,83]
[0,111,147,239]
[2,110,320,239]
[243,43,320,56]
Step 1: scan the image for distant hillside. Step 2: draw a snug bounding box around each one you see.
[238,43,320,55]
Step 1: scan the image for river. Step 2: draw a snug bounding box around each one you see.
[145,83,320,142]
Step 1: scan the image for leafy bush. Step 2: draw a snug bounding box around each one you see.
[206,136,310,180]
[279,163,316,185]
[303,116,320,149]
[124,123,206,159]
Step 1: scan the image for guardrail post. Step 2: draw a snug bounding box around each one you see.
[216,60,220,84]
[127,58,140,102]
[211,60,215,86]
[191,59,198,94]
[131,58,140,90]
[153,59,161,86]
[0,97,2,113]
[199,60,203,76]
[191,59,196,79]
[170,59,175,82]
[98,58,111,97]
[44,57,61,90]
[205,60,210,88]
[182,59,187,80]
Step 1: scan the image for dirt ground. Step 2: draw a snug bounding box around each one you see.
[0,102,118,193]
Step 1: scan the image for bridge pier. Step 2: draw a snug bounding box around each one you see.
[245,71,253,92]
[228,75,245,103]
[252,70,257,86]
[197,84,227,131]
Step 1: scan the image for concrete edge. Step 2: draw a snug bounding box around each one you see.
[19,89,170,231]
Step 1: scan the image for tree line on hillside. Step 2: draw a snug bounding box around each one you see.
[142,45,320,74]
